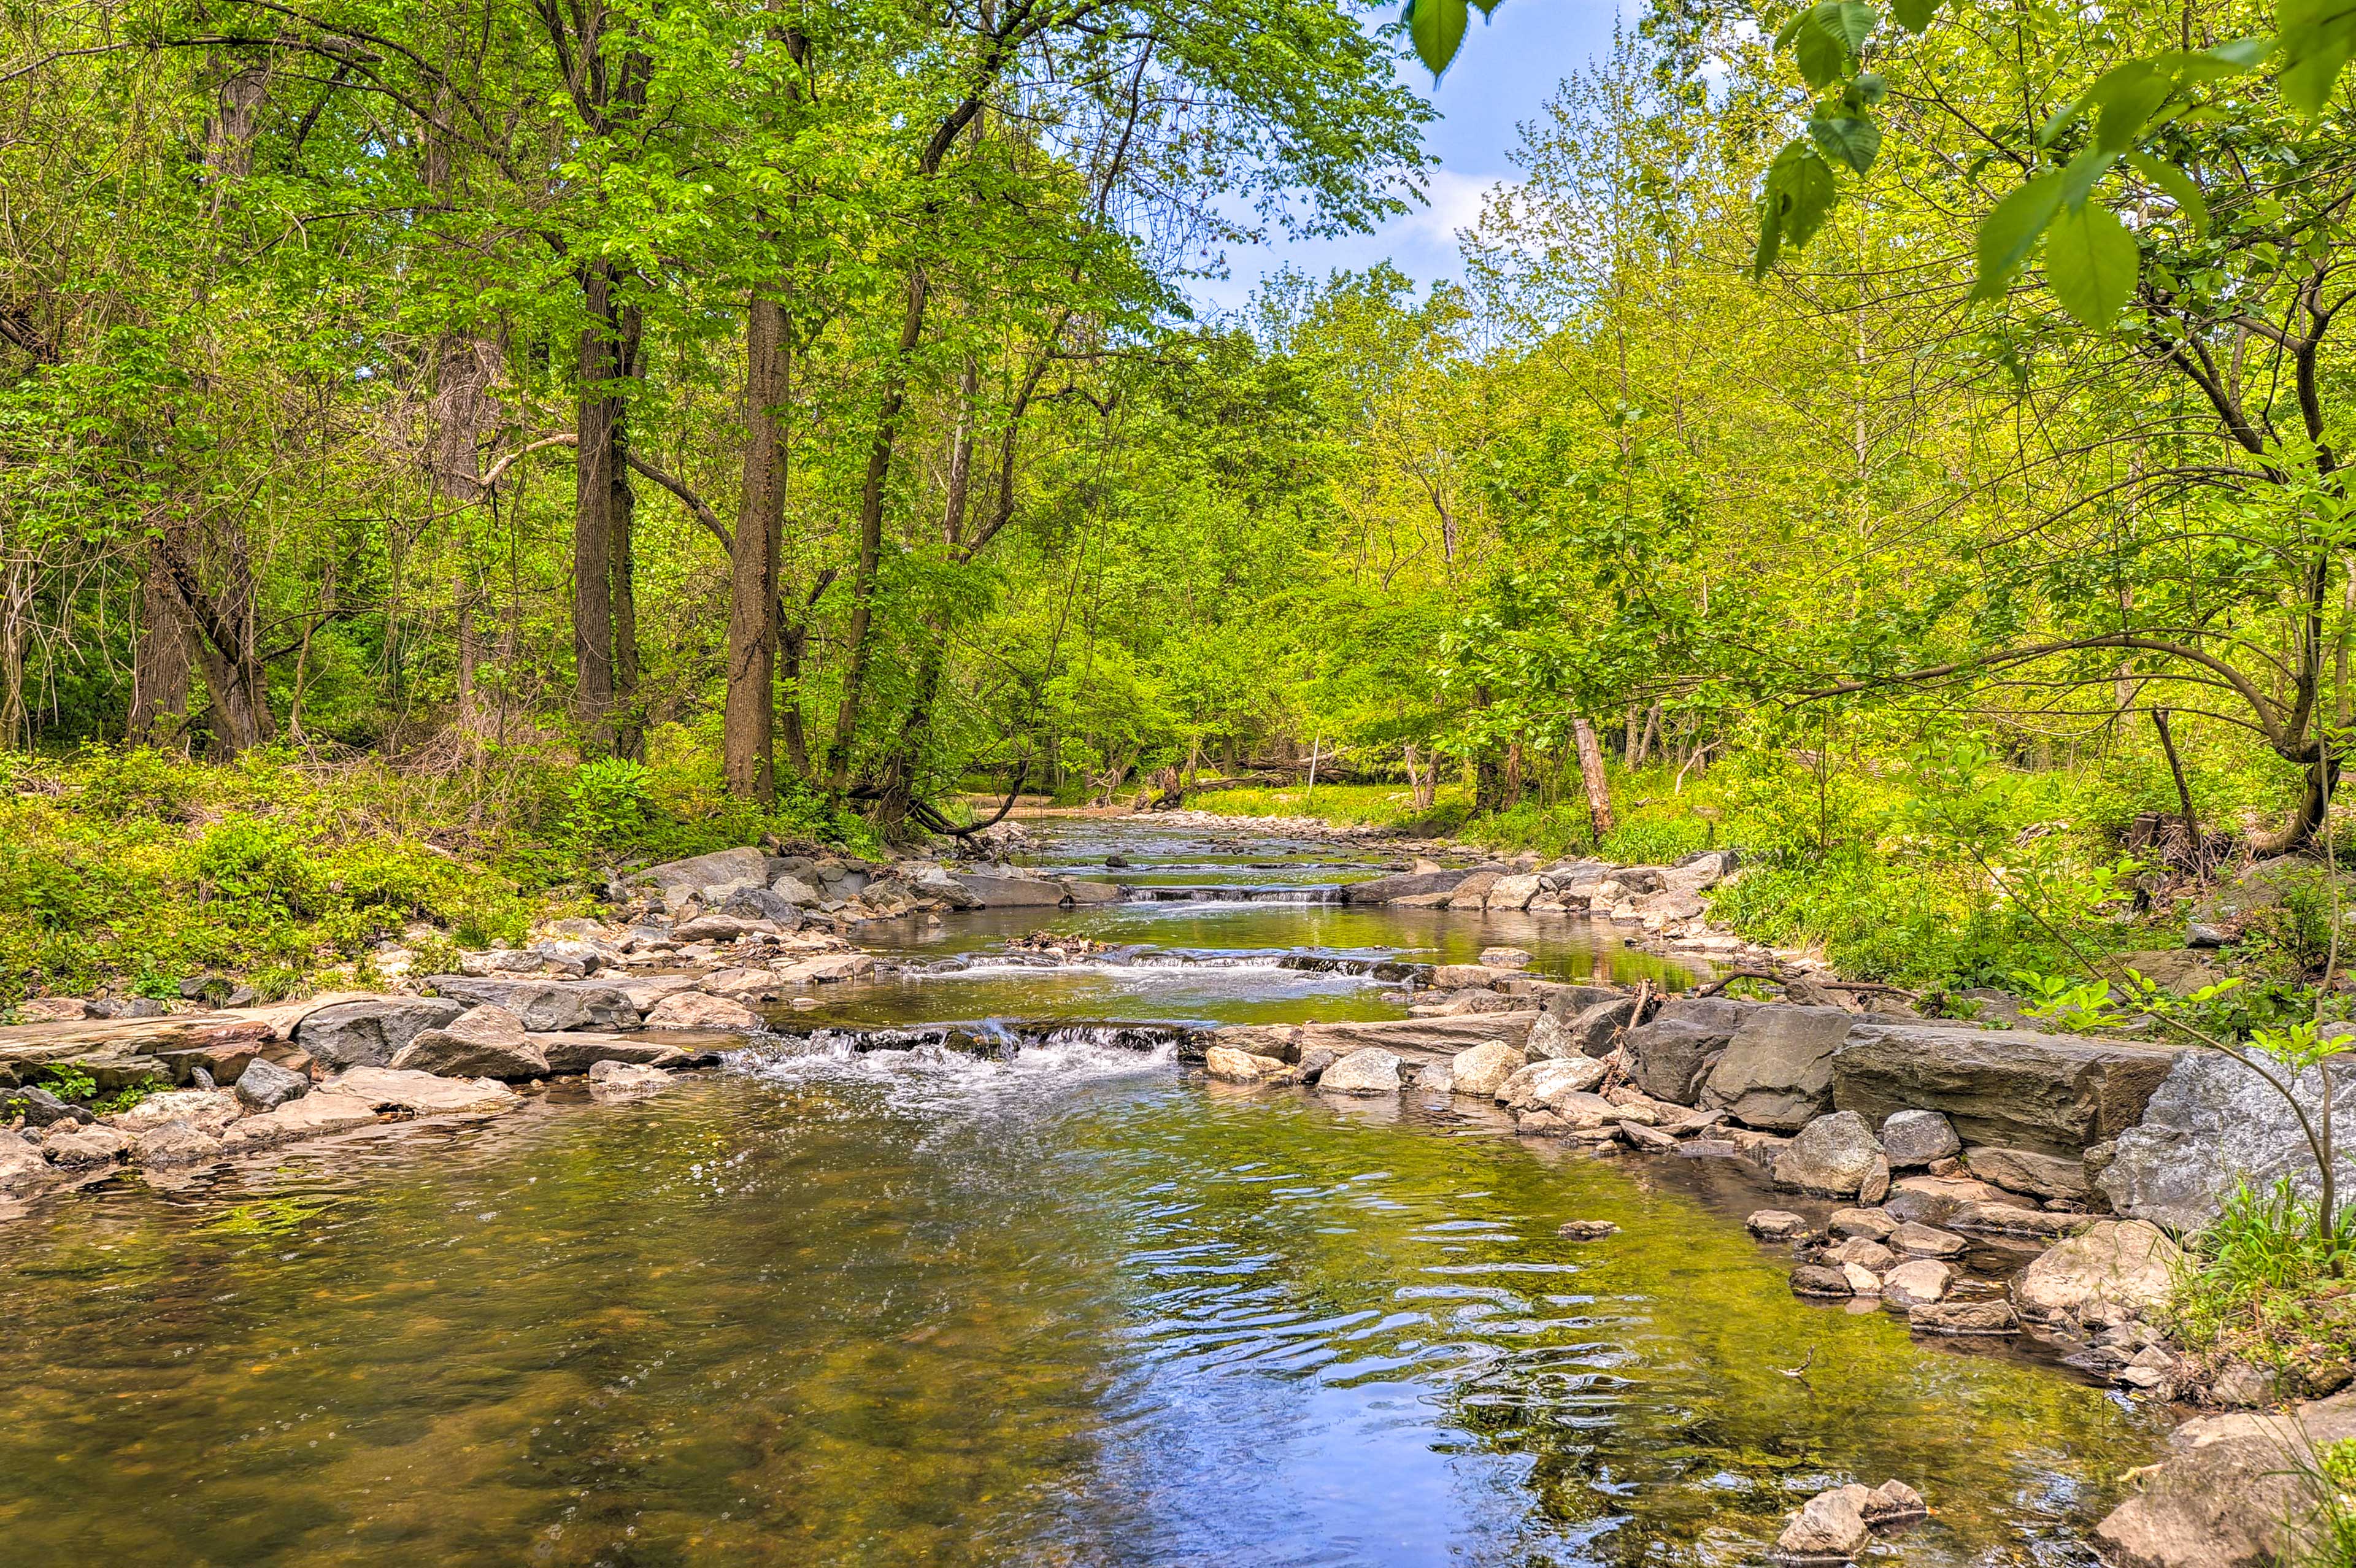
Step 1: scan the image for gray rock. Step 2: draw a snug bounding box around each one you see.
[1777,1486,1870,1560]
[2100,1047,2356,1232]
[1828,1208,1898,1240]
[1746,1209,1810,1240]
[1699,1004,1852,1131]
[1,1085,92,1128]
[1833,1023,2181,1155]
[1790,1264,1855,1297]
[41,1122,128,1165]
[1341,868,1471,904]
[1522,1010,1580,1061]
[1295,1047,1337,1083]
[294,997,466,1069]
[2096,1387,2356,1567]
[720,886,805,927]
[234,1059,310,1113]
[2185,921,2231,950]
[629,847,769,909]
[389,1005,550,1081]
[128,1118,225,1166]
[1881,1259,1952,1308]
[1565,996,1637,1057]
[1496,1055,1609,1113]
[768,874,824,906]
[948,871,1069,907]
[587,1059,672,1097]
[421,977,639,1032]
[1966,1144,2095,1199]
[2014,1220,2182,1326]
[1879,1109,1961,1167]
[1318,1048,1403,1096]
[1293,1015,1538,1057]
[1888,1222,1966,1258]
[1557,1219,1619,1240]
[1774,1110,1884,1197]
[535,1034,696,1074]
[1449,1042,1526,1099]
[1623,997,1759,1105]
[1908,1299,2019,1335]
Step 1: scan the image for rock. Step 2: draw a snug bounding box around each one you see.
[1893,1173,2011,1207]
[2207,1360,2276,1409]
[389,1006,549,1080]
[2100,1047,2356,1232]
[630,847,769,909]
[1431,963,1519,991]
[1888,1222,1966,1258]
[293,997,465,1069]
[420,977,639,1032]
[1496,1055,1609,1112]
[1342,868,1471,904]
[1966,1144,2095,1200]
[1624,997,1758,1105]
[42,1123,128,1165]
[721,885,806,926]
[2095,1388,2356,1568]
[1700,1005,1854,1131]
[1295,1047,1337,1083]
[1205,1046,1292,1084]
[2014,1220,2182,1325]
[1777,1486,1870,1560]
[1293,1015,1540,1058]
[1319,1048,1403,1095]
[109,1089,241,1137]
[1479,946,1534,969]
[768,874,824,906]
[325,1066,520,1116]
[1774,1111,1884,1197]
[234,1058,309,1113]
[2113,949,2222,997]
[1557,1219,1619,1240]
[1830,1237,1896,1272]
[2185,921,2231,949]
[1908,1299,2020,1335]
[1621,1120,1680,1151]
[949,871,1071,907]
[1539,1091,1622,1131]
[1444,869,1504,909]
[672,914,783,944]
[1791,1264,1855,1298]
[1747,1209,1811,1240]
[645,993,762,1031]
[1841,1261,1883,1294]
[1565,996,1638,1057]
[1523,1009,1580,1061]
[1879,1109,1961,1167]
[1863,1480,1927,1522]
[587,1059,672,1098]
[1832,1023,2181,1155]
[534,1034,696,1074]
[1828,1208,1898,1240]
[0,1136,59,1191]
[1858,1155,1890,1204]
[1,1086,91,1128]
[128,1118,225,1166]
[1951,1202,2090,1239]
[1450,1042,1526,1098]
[220,1091,383,1148]
[14,998,88,1024]
[1484,875,1543,911]
[1881,1259,1952,1307]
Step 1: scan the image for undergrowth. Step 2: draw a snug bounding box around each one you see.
[2168,1179,2356,1380]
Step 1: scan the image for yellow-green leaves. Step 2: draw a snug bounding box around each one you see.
[1973,172,2065,299]
[1808,110,1882,173]
[2127,151,2209,238]
[1776,1,1881,88]
[2281,0,2356,113]
[2044,201,2138,327]
[1404,0,1469,77]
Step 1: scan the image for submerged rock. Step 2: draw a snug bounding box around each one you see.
[588,1060,672,1099]
[1908,1299,2019,1335]
[1557,1219,1619,1240]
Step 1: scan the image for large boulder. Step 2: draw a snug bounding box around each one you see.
[388,1005,549,1080]
[645,992,762,1031]
[293,997,464,1069]
[1444,869,1504,909]
[1450,1042,1526,1098]
[1774,1110,1884,1197]
[1965,1144,2095,1200]
[110,1089,242,1138]
[947,871,1069,907]
[536,1034,696,1074]
[325,1066,520,1116]
[1342,867,1473,905]
[1623,997,1758,1105]
[1523,1010,1580,1061]
[1564,996,1637,1058]
[2101,1048,2356,1232]
[1484,874,1544,910]
[630,847,768,910]
[234,1058,309,1113]
[1832,1023,2181,1155]
[2014,1220,2182,1326]
[1319,1048,1403,1095]
[1699,1004,1853,1131]
[2095,1388,2356,1568]
[422,977,640,1032]
[1294,1014,1539,1058]
[1879,1109,1961,1167]
[1496,1055,1611,1113]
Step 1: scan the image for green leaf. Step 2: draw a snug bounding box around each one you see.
[1752,137,1839,277]
[1820,1,1881,52]
[2127,150,2209,237]
[1406,0,1468,77]
[1809,110,1883,172]
[2044,199,2139,327]
[2280,0,2356,113]
[1974,169,2065,298]
[1792,15,1849,88]
[1850,71,1889,104]
[2058,145,2117,211]
[2093,66,2175,150]
[1890,0,1938,33]
[1752,193,1785,280]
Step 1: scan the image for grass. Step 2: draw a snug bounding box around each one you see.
[2168,1179,2356,1385]
[0,728,879,1013]
[1183,782,1461,830]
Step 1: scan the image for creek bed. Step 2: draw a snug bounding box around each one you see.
[0,819,2169,1564]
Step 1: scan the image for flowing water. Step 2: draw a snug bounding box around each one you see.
[0,818,2169,1565]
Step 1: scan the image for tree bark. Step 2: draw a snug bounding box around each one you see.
[1574,715,1615,841]
[726,290,789,801]
[609,299,645,760]
[572,263,620,750]
[129,547,193,746]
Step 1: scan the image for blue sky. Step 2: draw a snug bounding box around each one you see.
[1187,0,1628,315]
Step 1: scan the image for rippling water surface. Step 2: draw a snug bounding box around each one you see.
[0,818,2170,1564]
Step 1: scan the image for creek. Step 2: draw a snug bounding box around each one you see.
[0,819,2169,1564]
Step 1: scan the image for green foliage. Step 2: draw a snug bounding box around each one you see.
[2169,1180,2356,1376]
[195,817,318,915]
[564,758,654,854]
[36,1065,94,1103]
[2012,970,2133,1031]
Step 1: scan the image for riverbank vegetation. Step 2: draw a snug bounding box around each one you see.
[6,0,2356,1007]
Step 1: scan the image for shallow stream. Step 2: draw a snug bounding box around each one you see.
[0,818,2169,1564]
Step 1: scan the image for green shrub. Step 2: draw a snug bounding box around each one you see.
[564,757,653,851]
[195,816,317,913]
[75,746,200,821]
[2168,1178,2356,1374]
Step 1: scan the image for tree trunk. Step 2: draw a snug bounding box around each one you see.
[129,547,193,746]
[726,291,789,801]
[572,263,620,752]
[0,558,29,750]
[609,301,645,760]
[1574,715,1615,842]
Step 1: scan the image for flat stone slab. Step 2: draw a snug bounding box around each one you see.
[1833,1023,2181,1156]
[0,994,377,1088]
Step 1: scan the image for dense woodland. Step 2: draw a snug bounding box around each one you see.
[9,0,2356,997]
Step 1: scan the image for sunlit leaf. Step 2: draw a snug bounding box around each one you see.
[2093,67,2175,150]
[2044,199,2139,327]
[1406,0,1468,77]
[1890,0,1938,33]
[1792,15,1849,88]
[2058,145,2116,211]
[1809,111,1883,173]
[2127,151,2209,237]
[1973,169,2065,298]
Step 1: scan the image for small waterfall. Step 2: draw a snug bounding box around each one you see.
[762,1019,1209,1062]
[1122,884,1347,904]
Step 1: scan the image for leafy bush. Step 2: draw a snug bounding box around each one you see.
[1600,815,1712,864]
[2169,1178,2356,1375]
[564,757,653,852]
[194,815,317,913]
[75,746,199,821]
